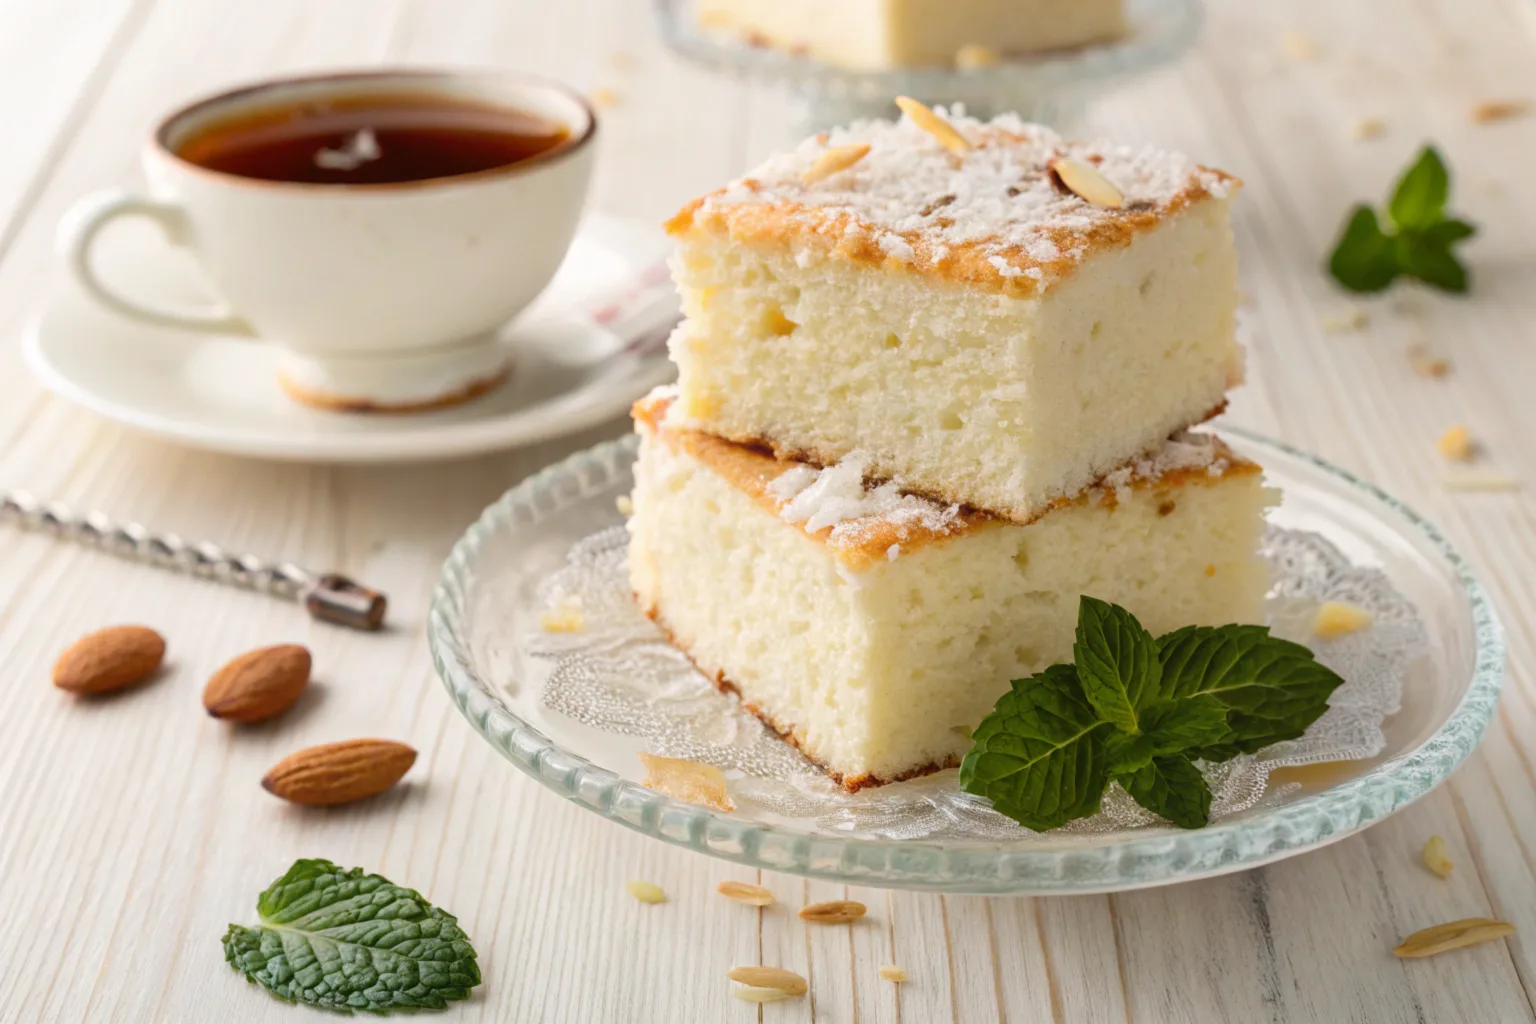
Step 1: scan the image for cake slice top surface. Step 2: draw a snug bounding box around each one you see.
[665,107,1239,298]
[634,389,1260,570]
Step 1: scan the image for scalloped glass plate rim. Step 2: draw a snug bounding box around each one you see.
[428,428,1504,894]
[652,0,1204,89]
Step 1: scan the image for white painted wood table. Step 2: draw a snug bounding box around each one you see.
[2,0,1535,1020]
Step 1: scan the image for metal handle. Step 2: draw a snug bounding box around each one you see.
[0,491,387,631]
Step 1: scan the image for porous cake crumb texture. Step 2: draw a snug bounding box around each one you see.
[665,110,1244,521]
[628,413,1273,787]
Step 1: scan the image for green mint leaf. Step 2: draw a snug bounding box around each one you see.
[1156,625,1345,759]
[1397,233,1470,293]
[1328,145,1475,295]
[959,664,1113,831]
[1388,146,1449,231]
[1139,696,1233,754]
[1424,217,1476,245]
[1072,596,1161,733]
[1327,205,1399,293]
[223,859,481,1014]
[1104,731,1154,775]
[1118,755,1212,828]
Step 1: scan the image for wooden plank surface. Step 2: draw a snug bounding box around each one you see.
[0,0,1534,1020]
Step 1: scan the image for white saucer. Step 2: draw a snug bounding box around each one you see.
[24,214,676,463]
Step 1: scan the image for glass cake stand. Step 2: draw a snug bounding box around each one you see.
[428,430,1503,895]
[652,0,1205,130]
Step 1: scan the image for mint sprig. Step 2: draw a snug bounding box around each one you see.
[223,859,481,1014]
[960,597,1345,831]
[1327,145,1475,294]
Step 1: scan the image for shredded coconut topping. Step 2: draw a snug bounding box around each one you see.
[773,451,962,545]
[695,107,1234,290]
[766,465,818,501]
[1099,431,1227,502]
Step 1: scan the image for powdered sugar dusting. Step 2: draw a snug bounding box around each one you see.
[698,107,1234,289]
[775,451,962,548]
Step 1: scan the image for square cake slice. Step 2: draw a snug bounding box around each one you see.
[697,0,1126,70]
[665,108,1244,522]
[627,391,1273,790]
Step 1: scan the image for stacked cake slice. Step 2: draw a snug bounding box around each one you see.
[628,105,1272,789]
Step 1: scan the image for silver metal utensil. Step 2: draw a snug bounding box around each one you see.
[0,491,387,630]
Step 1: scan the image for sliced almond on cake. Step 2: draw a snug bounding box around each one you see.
[1049,158,1125,209]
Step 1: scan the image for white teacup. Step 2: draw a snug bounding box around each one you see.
[59,69,596,411]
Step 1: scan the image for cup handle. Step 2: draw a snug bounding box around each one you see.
[58,189,254,335]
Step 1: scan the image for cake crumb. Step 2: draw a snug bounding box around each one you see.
[616,494,635,516]
[955,44,1001,69]
[1349,116,1386,141]
[1282,31,1320,61]
[1471,99,1529,124]
[1422,835,1454,878]
[1436,425,1476,461]
[1322,306,1368,332]
[1313,600,1373,639]
[539,595,585,633]
[591,87,621,109]
[627,880,666,904]
[606,51,637,73]
[879,965,908,983]
[1407,346,1451,379]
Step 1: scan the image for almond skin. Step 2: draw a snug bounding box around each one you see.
[262,738,416,806]
[52,625,166,695]
[203,644,311,723]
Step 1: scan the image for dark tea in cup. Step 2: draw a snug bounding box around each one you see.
[174,91,573,186]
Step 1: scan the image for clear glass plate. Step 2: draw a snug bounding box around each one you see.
[652,0,1204,129]
[429,430,1504,894]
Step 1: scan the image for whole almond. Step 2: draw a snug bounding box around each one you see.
[203,644,311,723]
[262,738,416,806]
[53,625,166,695]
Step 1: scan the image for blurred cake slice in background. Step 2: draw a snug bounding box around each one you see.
[627,391,1273,790]
[664,107,1244,522]
[697,0,1127,70]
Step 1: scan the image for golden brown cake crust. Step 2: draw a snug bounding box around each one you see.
[666,113,1241,299]
[634,391,1259,568]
